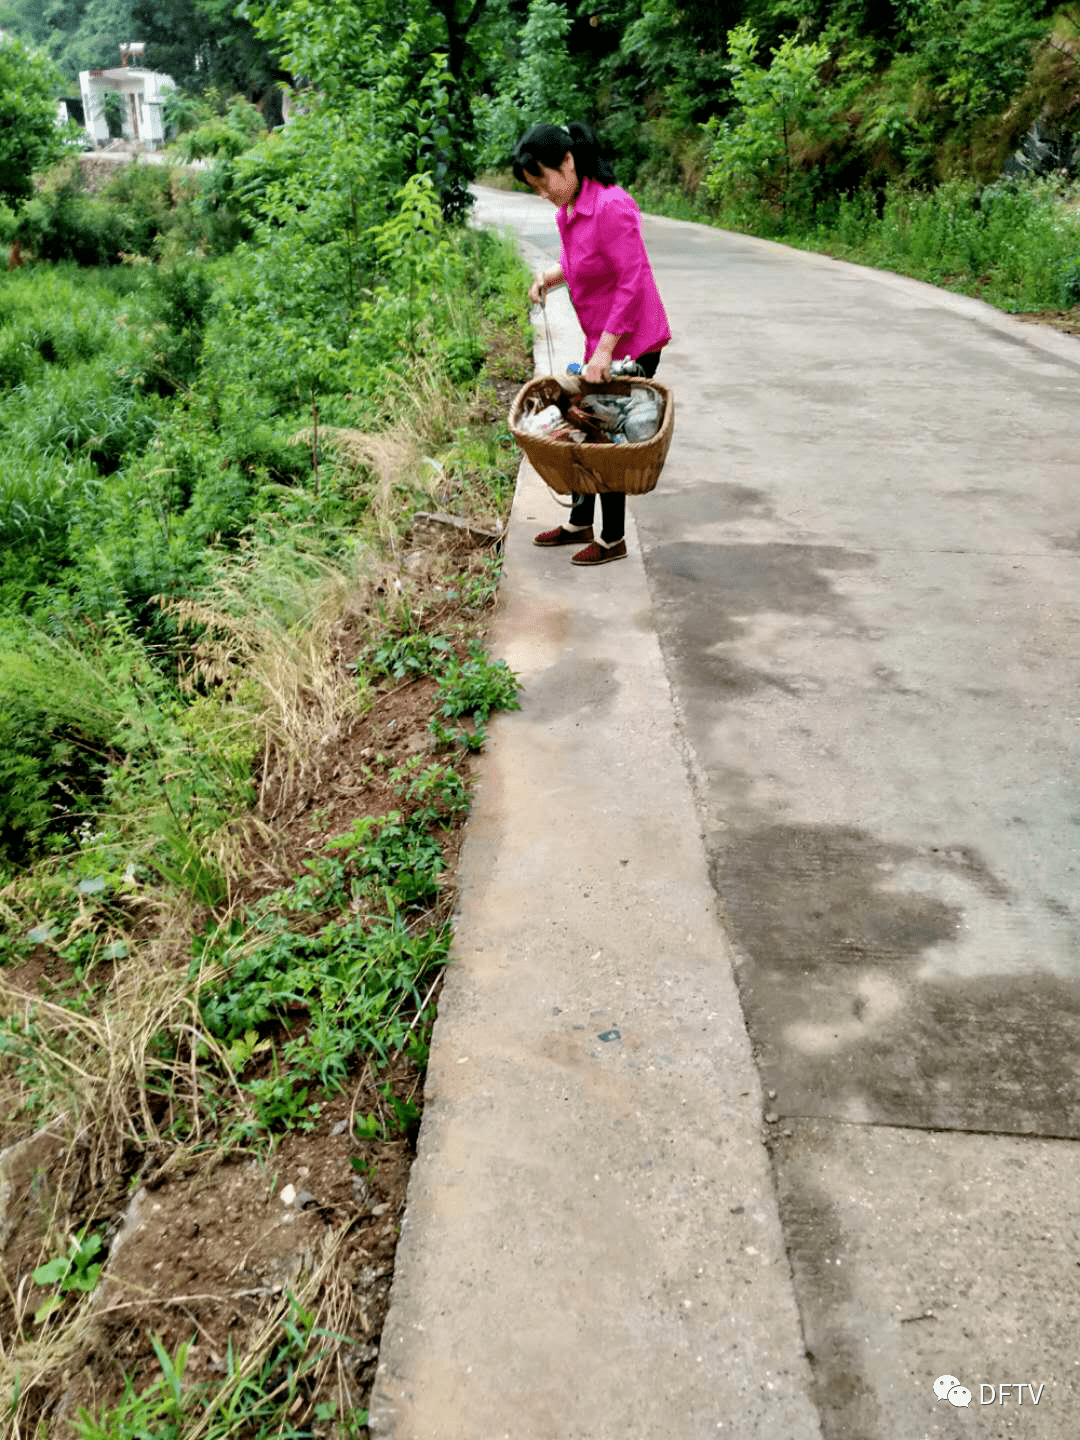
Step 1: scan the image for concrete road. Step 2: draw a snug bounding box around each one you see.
[372,187,1080,1440]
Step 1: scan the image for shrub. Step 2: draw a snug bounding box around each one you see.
[14,160,138,267]
[0,35,70,205]
[99,162,182,255]
[0,453,98,601]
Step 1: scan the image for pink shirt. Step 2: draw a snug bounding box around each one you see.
[557,176,671,364]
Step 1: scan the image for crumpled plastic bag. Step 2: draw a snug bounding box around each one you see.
[581,388,661,444]
[518,403,586,442]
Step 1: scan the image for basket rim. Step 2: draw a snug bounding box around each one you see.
[508,375,673,454]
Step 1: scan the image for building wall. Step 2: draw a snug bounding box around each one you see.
[78,69,174,149]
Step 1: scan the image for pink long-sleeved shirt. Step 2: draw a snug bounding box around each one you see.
[556,176,671,364]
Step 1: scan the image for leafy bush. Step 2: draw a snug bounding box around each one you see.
[170,95,267,162]
[0,453,98,600]
[1057,254,1080,308]
[473,0,585,173]
[0,34,70,205]
[703,24,834,222]
[196,807,454,1128]
[16,186,131,267]
[99,162,187,255]
[798,172,1080,311]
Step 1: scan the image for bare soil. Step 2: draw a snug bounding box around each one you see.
[1013,306,1080,337]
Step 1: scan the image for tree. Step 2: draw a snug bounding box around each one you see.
[473,0,585,171]
[129,0,288,118]
[246,0,487,219]
[52,0,135,81]
[0,34,69,206]
[703,23,832,218]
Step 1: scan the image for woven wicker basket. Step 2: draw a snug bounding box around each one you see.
[508,375,675,496]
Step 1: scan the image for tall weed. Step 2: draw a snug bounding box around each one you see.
[833,175,1080,309]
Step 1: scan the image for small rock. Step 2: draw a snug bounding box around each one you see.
[279,1183,297,1207]
[764,1111,779,1124]
[767,1089,777,1100]
[331,1119,349,1137]
[293,1190,316,1210]
[371,1203,389,1217]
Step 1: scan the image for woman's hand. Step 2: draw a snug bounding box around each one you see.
[583,331,621,384]
[583,340,616,384]
[529,265,564,306]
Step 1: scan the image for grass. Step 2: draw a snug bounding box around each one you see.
[0,219,531,1437]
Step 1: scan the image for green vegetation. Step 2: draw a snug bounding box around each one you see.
[0,34,71,206]
[2,0,1077,1431]
[0,4,532,1432]
[473,0,1080,316]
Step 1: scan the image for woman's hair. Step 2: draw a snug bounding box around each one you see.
[512,121,616,187]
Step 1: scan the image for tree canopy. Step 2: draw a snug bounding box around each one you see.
[0,34,69,205]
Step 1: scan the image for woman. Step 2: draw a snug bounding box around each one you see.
[514,121,671,567]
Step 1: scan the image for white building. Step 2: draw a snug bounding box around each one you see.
[79,45,175,149]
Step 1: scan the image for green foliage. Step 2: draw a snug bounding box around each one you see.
[170,93,267,161]
[31,1229,105,1322]
[808,172,1080,310]
[14,159,193,265]
[354,1080,421,1141]
[390,757,471,823]
[74,1301,360,1438]
[127,0,284,105]
[703,23,833,220]
[474,0,586,172]
[100,88,125,140]
[370,631,455,680]
[0,616,253,901]
[427,648,520,751]
[196,805,454,1132]
[434,649,520,724]
[74,1335,189,1440]
[0,34,71,205]
[1058,253,1080,307]
[247,0,472,218]
[0,55,526,884]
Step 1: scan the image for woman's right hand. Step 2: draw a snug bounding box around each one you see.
[529,265,563,306]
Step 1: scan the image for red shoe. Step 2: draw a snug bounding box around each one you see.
[571,538,628,566]
[534,525,594,547]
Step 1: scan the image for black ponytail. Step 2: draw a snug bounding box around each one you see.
[512,120,617,187]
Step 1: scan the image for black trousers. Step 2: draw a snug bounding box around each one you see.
[568,349,663,542]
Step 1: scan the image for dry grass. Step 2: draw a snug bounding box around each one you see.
[0,925,241,1188]
[0,923,254,1438]
[163,541,383,823]
[0,1215,363,1440]
[171,365,474,820]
